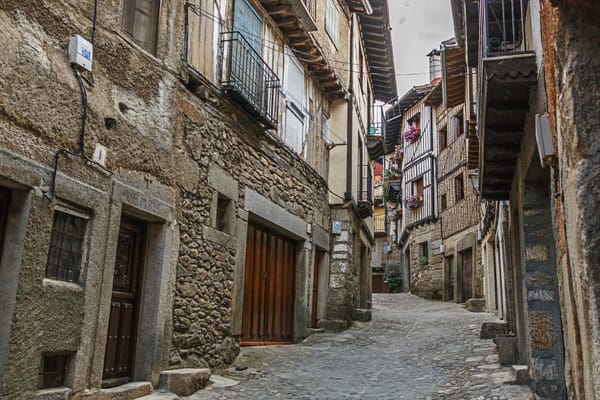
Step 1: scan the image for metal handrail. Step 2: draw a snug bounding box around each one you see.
[481,0,526,58]
[374,215,386,233]
[220,31,280,128]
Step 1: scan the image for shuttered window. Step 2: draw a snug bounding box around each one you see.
[325,0,340,47]
[284,54,305,154]
[121,0,160,54]
[187,0,217,80]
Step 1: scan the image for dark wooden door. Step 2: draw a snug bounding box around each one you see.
[103,218,145,387]
[242,225,295,345]
[310,251,323,328]
[462,249,473,301]
[0,187,10,262]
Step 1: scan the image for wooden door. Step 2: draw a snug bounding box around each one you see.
[310,250,323,328]
[103,218,146,387]
[462,249,473,301]
[0,187,10,262]
[242,225,295,345]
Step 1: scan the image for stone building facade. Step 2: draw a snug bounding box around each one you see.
[0,0,395,398]
[451,0,600,397]
[423,43,482,304]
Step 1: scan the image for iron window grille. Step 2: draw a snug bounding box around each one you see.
[220,31,280,129]
[46,211,87,283]
[39,354,69,389]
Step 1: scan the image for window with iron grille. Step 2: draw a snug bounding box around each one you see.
[121,0,160,54]
[46,211,87,283]
[38,354,69,389]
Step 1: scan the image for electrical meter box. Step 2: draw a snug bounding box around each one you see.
[68,35,93,71]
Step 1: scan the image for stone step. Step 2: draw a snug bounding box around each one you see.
[135,392,180,400]
[465,298,486,312]
[158,368,211,397]
[493,336,519,366]
[511,364,530,384]
[480,321,508,339]
[354,308,372,322]
[99,382,154,400]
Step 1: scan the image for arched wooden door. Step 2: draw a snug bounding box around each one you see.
[242,225,295,345]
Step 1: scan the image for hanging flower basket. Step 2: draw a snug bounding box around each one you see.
[405,194,424,209]
[402,125,420,144]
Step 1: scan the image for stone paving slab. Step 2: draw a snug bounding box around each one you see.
[186,294,534,400]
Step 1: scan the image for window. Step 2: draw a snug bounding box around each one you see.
[121,0,160,54]
[419,242,429,265]
[325,0,340,47]
[439,126,447,151]
[321,112,330,141]
[440,194,447,211]
[409,114,421,132]
[414,176,424,196]
[39,354,69,389]
[284,54,306,154]
[46,211,87,283]
[455,174,465,202]
[215,194,232,233]
[186,0,218,80]
[358,45,364,93]
[456,114,464,136]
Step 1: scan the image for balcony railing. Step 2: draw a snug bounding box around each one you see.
[374,214,386,234]
[220,31,280,129]
[301,0,317,21]
[481,0,526,58]
[359,164,373,205]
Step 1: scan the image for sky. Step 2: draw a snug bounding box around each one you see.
[387,0,455,97]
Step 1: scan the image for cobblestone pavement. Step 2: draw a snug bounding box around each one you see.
[187,294,533,400]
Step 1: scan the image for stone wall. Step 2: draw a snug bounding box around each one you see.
[405,222,443,299]
[540,1,600,398]
[170,87,331,369]
[0,0,332,396]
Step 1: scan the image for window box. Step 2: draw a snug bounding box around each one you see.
[405,194,424,209]
[402,125,420,144]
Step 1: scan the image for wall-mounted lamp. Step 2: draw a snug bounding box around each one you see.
[468,169,480,195]
[535,113,557,168]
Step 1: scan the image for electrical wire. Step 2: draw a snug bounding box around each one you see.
[185,3,448,78]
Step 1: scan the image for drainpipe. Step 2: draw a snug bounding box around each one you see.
[345,14,355,201]
[430,106,436,220]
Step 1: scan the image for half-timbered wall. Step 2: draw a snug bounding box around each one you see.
[401,100,436,228]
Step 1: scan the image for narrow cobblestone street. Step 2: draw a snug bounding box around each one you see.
[188,294,533,400]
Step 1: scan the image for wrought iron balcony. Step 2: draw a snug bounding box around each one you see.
[477,0,537,200]
[358,164,373,219]
[220,32,280,129]
[481,0,527,58]
[374,214,387,236]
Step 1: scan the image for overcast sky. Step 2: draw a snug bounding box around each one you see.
[387,0,455,97]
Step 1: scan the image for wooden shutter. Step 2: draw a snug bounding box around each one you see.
[122,0,159,54]
[233,0,262,53]
[187,0,216,80]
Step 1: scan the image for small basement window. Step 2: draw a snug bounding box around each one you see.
[215,193,232,234]
[46,210,88,283]
[39,354,69,389]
